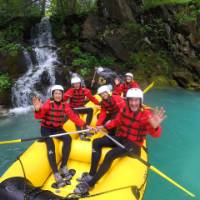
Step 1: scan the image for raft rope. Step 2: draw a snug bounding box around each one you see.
[17,155,50,199]
[17,156,29,200]
[65,158,148,200]
[65,177,148,200]
[17,153,148,200]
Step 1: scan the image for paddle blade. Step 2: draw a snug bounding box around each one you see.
[149,165,195,198]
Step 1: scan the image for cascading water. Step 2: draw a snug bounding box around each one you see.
[11,17,58,113]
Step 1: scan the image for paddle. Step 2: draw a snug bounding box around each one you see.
[81,82,156,110]
[143,81,155,94]
[91,70,97,88]
[0,129,90,145]
[101,131,195,198]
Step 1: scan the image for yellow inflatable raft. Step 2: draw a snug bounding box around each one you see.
[0,100,148,200]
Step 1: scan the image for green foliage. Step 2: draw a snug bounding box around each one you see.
[0,23,24,42]
[71,45,82,55]
[143,0,197,9]
[0,0,41,23]
[122,22,145,50]
[175,3,200,23]
[0,74,11,91]
[48,0,97,16]
[71,46,115,76]
[71,24,81,37]
[129,50,173,76]
[0,39,22,56]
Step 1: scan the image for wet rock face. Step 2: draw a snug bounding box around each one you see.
[98,0,136,22]
[82,13,103,40]
[34,71,53,94]
[104,35,130,61]
[0,51,27,79]
[0,105,9,118]
[50,1,200,90]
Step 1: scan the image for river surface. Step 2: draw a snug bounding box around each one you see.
[0,88,199,200]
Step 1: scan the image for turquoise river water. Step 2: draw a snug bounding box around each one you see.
[0,89,199,200]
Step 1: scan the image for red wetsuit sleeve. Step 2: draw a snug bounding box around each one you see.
[63,88,73,101]
[104,110,122,130]
[64,103,86,127]
[113,84,123,95]
[132,81,140,89]
[96,108,107,126]
[84,88,99,105]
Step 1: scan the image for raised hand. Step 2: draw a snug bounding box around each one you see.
[148,107,167,129]
[95,126,106,133]
[32,96,42,112]
[86,125,94,131]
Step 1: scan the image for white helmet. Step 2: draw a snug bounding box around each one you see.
[125,72,134,78]
[71,77,81,84]
[96,66,104,73]
[126,88,143,103]
[51,85,64,95]
[97,85,110,95]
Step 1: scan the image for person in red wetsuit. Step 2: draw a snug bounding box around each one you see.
[118,72,140,97]
[74,88,166,195]
[112,76,123,96]
[63,76,99,141]
[96,85,125,135]
[33,85,89,188]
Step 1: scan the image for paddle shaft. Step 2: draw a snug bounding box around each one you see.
[0,129,90,145]
[76,82,155,110]
[91,70,97,88]
[103,132,195,198]
[143,81,154,94]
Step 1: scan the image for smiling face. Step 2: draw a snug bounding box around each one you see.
[52,90,63,102]
[114,78,120,85]
[127,98,141,112]
[73,82,81,89]
[125,75,133,83]
[100,92,109,100]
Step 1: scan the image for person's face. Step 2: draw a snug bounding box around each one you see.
[128,98,140,112]
[125,75,132,83]
[73,82,81,89]
[114,78,120,85]
[53,90,63,102]
[100,92,109,100]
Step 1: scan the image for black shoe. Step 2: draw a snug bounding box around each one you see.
[74,182,90,195]
[60,168,76,181]
[77,172,93,183]
[52,172,66,188]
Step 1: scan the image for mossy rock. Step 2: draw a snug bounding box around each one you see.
[188,82,200,90]
[0,51,27,79]
[151,75,177,88]
[0,88,11,106]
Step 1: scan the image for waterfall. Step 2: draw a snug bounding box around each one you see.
[11,17,58,113]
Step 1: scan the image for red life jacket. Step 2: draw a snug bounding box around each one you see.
[70,88,86,108]
[41,101,66,128]
[123,81,139,97]
[116,106,150,146]
[113,84,123,95]
[101,96,119,116]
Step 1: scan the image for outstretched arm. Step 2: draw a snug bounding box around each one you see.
[148,107,166,137]
[32,96,42,112]
[85,88,99,105]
